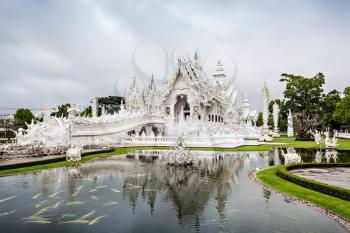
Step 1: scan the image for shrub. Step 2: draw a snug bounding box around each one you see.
[295,137,315,141]
[277,163,350,201]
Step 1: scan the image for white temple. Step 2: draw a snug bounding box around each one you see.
[16,52,264,148]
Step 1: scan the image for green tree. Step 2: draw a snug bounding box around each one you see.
[51,103,70,118]
[81,96,125,117]
[280,72,325,114]
[320,89,341,129]
[255,112,273,129]
[256,112,263,127]
[98,96,124,115]
[333,87,350,125]
[14,108,34,129]
[80,106,92,117]
[280,73,325,138]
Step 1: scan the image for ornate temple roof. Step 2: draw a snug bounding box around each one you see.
[124,51,255,121]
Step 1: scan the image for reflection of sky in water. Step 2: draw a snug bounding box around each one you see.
[0,150,347,233]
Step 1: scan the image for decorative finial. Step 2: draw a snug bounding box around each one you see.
[194,50,198,61]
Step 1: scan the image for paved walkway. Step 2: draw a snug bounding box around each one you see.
[0,148,112,166]
[0,148,113,167]
[291,167,350,190]
[0,154,66,166]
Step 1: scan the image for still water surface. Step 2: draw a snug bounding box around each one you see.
[0,149,348,233]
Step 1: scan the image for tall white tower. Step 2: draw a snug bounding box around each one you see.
[272,102,280,137]
[259,82,273,142]
[287,109,294,137]
[262,82,269,128]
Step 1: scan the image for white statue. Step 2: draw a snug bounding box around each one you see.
[43,104,55,122]
[287,110,294,137]
[324,130,338,149]
[272,102,280,137]
[314,130,322,145]
[66,145,82,161]
[259,82,272,142]
[67,104,80,120]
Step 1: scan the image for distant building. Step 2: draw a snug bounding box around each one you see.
[0,115,15,142]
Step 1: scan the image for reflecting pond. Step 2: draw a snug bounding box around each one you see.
[0,149,348,233]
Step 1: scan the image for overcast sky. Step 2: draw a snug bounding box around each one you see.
[0,0,349,114]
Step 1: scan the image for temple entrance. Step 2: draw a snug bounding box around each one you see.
[174,95,190,123]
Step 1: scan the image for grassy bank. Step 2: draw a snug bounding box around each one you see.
[272,137,350,150]
[0,148,128,176]
[193,137,350,151]
[256,166,350,221]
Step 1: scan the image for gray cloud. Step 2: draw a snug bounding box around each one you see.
[0,0,349,114]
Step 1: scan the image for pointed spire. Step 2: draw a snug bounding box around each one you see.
[194,50,198,61]
[132,76,136,88]
[149,74,155,89]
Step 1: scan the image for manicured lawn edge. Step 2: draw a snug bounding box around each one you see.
[277,163,350,201]
[256,166,350,221]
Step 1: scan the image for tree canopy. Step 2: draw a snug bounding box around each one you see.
[14,108,34,129]
[81,96,125,117]
[280,72,325,115]
[51,103,71,118]
[333,87,350,125]
[320,89,341,129]
[279,73,327,138]
[98,96,124,115]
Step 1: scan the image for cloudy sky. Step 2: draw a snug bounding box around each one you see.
[0,0,349,114]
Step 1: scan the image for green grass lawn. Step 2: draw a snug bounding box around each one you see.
[235,137,350,151]
[256,166,350,221]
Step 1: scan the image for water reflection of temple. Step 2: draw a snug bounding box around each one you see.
[28,150,266,219]
[115,151,256,226]
[64,151,259,222]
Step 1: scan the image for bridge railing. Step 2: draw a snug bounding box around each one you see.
[121,135,245,148]
[337,133,350,139]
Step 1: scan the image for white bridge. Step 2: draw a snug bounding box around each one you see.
[71,115,165,146]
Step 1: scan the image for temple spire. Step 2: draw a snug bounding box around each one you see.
[132,76,136,88]
[149,74,155,90]
[194,50,199,61]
